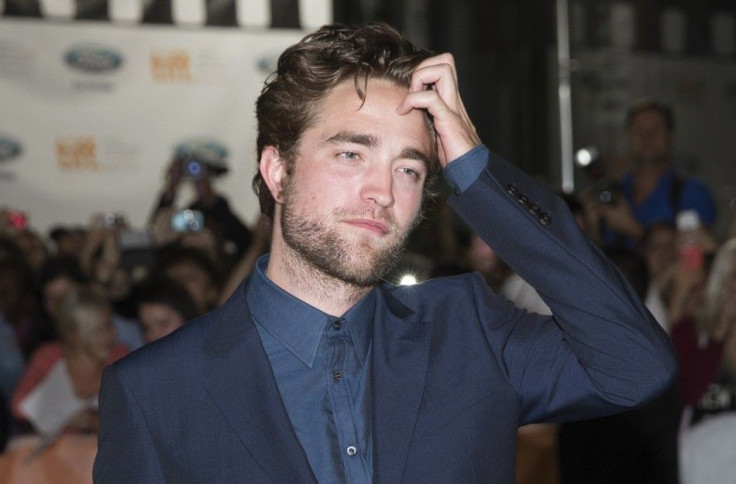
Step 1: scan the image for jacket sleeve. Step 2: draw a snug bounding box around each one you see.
[446,146,678,424]
[93,364,166,483]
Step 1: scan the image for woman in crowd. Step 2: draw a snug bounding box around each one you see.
[10,286,128,434]
[673,238,736,483]
[673,237,736,417]
[136,277,201,343]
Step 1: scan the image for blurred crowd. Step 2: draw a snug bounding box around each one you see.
[0,155,271,452]
[1,99,735,482]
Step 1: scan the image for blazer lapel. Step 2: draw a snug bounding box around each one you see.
[372,287,431,484]
[202,279,317,483]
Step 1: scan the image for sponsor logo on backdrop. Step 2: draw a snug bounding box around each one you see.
[151,50,193,83]
[0,135,22,163]
[55,136,102,171]
[64,45,124,74]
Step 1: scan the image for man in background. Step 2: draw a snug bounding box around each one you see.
[592,99,716,247]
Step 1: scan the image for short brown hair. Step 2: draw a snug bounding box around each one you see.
[252,23,439,218]
[626,99,675,132]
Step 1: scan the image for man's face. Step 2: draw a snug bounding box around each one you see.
[628,110,673,167]
[278,78,433,287]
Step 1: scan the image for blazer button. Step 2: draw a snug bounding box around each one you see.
[506,184,519,197]
[517,194,529,206]
[540,213,552,226]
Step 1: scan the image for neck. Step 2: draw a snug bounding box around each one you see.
[266,236,371,317]
[633,155,670,178]
[632,158,670,203]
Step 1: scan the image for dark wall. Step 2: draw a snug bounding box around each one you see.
[334,0,555,181]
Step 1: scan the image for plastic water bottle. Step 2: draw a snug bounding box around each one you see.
[676,210,703,270]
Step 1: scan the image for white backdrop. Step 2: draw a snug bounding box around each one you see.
[0,17,310,233]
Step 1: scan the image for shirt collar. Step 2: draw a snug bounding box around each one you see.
[247,254,374,367]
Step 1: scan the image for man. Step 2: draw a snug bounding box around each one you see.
[93,24,677,483]
[594,99,716,247]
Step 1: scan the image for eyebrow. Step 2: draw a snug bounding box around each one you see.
[326,131,430,168]
[326,131,379,148]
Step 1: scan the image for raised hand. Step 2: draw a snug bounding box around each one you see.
[397,53,482,167]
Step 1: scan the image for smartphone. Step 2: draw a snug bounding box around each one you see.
[117,229,156,269]
[171,210,204,232]
[100,212,126,228]
[117,229,154,250]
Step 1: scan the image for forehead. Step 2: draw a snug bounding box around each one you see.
[310,78,433,153]
[630,110,668,130]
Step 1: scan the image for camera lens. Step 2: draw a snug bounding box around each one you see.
[599,190,614,204]
[186,160,202,178]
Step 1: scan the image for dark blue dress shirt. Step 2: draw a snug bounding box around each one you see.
[245,148,484,482]
[248,256,375,483]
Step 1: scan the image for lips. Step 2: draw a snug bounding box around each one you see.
[344,218,390,235]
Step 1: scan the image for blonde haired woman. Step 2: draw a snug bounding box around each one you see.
[673,238,736,483]
[11,286,128,434]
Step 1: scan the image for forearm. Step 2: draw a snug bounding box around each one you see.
[446,147,678,412]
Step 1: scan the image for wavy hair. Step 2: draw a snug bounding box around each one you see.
[252,23,439,219]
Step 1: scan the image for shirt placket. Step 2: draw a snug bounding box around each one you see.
[326,317,371,484]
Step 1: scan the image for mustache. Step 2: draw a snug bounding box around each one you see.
[332,207,398,232]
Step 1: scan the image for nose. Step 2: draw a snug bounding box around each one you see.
[361,165,395,208]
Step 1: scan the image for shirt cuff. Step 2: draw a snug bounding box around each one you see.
[442,145,489,194]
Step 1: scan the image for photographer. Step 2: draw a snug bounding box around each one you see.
[150,153,253,267]
[584,99,716,249]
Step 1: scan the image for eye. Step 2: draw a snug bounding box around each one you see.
[339,151,361,161]
[397,166,424,181]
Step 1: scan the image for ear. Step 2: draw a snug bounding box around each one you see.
[259,146,288,204]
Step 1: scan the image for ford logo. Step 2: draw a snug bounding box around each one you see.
[0,136,22,162]
[64,45,123,74]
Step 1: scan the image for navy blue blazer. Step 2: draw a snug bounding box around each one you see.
[93,150,677,483]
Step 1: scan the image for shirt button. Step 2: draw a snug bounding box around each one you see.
[332,320,342,331]
[332,371,343,381]
[346,446,357,456]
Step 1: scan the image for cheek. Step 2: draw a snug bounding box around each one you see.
[393,187,423,222]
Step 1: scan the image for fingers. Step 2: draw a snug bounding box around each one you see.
[409,53,458,92]
[399,56,460,113]
[398,53,481,166]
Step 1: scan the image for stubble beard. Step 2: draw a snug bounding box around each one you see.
[280,183,418,289]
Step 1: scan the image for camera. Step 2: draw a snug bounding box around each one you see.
[171,210,204,232]
[181,157,205,180]
[591,178,622,205]
[175,142,229,179]
[117,229,155,270]
[100,212,126,227]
